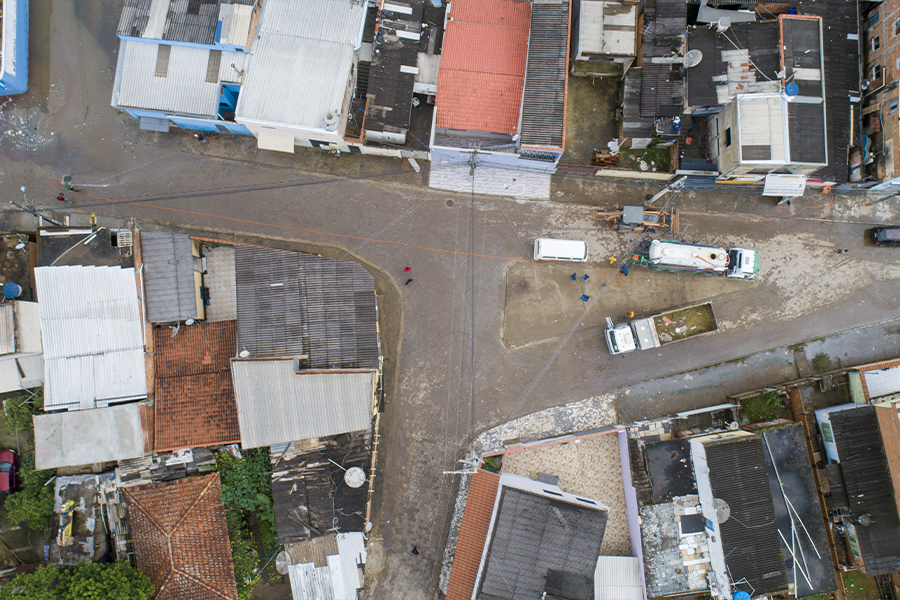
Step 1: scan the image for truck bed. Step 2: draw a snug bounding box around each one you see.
[652,302,717,344]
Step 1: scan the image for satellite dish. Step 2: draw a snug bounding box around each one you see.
[713,498,731,523]
[683,49,703,68]
[239,349,250,358]
[344,466,366,488]
[185,318,195,326]
[275,551,292,575]
[15,243,25,250]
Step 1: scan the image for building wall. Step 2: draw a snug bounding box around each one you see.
[716,102,741,175]
[863,1,900,180]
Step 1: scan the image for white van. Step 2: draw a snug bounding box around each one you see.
[533,238,589,262]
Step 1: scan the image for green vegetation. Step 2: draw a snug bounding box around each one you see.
[214,449,280,599]
[841,570,880,600]
[0,563,153,600]
[740,391,789,423]
[481,456,501,473]
[618,146,672,173]
[2,389,43,436]
[811,352,831,372]
[653,305,716,343]
[5,455,55,531]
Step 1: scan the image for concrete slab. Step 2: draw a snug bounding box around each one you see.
[503,261,754,347]
[50,475,106,566]
[34,403,148,470]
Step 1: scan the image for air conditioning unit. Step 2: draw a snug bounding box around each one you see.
[116,230,133,248]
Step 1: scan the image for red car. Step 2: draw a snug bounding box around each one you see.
[0,450,19,494]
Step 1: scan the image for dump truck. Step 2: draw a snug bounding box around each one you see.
[605,302,718,355]
[628,239,758,280]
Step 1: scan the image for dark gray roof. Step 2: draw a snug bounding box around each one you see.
[705,436,788,596]
[139,231,197,323]
[235,247,380,369]
[799,0,858,184]
[622,68,655,139]
[830,406,900,574]
[364,1,423,135]
[519,0,570,149]
[641,64,683,118]
[117,0,254,44]
[479,487,606,600]
[760,425,836,596]
[646,439,696,502]
[685,22,781,108]
[782,17,823,98]
[270,430,371,544]
[788,102,827,165]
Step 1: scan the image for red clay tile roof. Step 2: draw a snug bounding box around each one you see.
[445,470,501,600]
[435,0,531,134]
[153,321,240,451]
[124,473,238,600]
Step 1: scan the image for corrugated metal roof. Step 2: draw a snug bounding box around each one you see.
[594,556,643,600]
[519,0,569,149]
[705,436,788,595]
[830,406,900,574]
[33,403,147,470]
[34,266,147,411]
[287,532,366,600]
[434,0,530,135]
[234,0,367,129]
[139,231,197,323]
[235,247,380,369]
[231,359,375,448]
[117,0,256,44]
[114,39,250,117]
[0,303,14,355]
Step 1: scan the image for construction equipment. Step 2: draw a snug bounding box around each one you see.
[595,205,680,234]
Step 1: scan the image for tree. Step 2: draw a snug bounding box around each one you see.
[0,563,154,600]
[4,455,55,530]
[1,389,43,435]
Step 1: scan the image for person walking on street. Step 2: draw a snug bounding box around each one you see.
[63,179,76,191]
[836,248,849,254]
[57,194,68,203]
[627,311,635,319]
[582,274,589,281]
[194,133,207,143]
[411,545,420,556]
[404,266,412,272]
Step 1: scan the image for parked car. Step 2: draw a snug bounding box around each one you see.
[0,449,18,494]
[872,226,900,247]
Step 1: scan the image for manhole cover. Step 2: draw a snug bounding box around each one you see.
[446,200,454,207]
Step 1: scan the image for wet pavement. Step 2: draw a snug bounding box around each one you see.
[2,4,900,600]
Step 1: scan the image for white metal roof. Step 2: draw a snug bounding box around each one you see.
[113,39,250,117]
[234,0,367,129]
[34,266,148,411]
[861,366,900,401]
[579,1,636,56]
[594,556,644,600]
[288,533,366,600]
[231,359,375,448]
[762,174,807,197]
[34,403,147,470]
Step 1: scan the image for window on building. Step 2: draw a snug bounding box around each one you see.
[891,99,899,115]
[821,422,834,443]
[874,64,883,80]
[867,12,880,29]
[895,18,900,36]
[155,45,171,78]
[725,127,732,148]
[873,35,881,51]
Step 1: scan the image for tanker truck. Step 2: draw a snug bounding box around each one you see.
[628,239,758,280]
